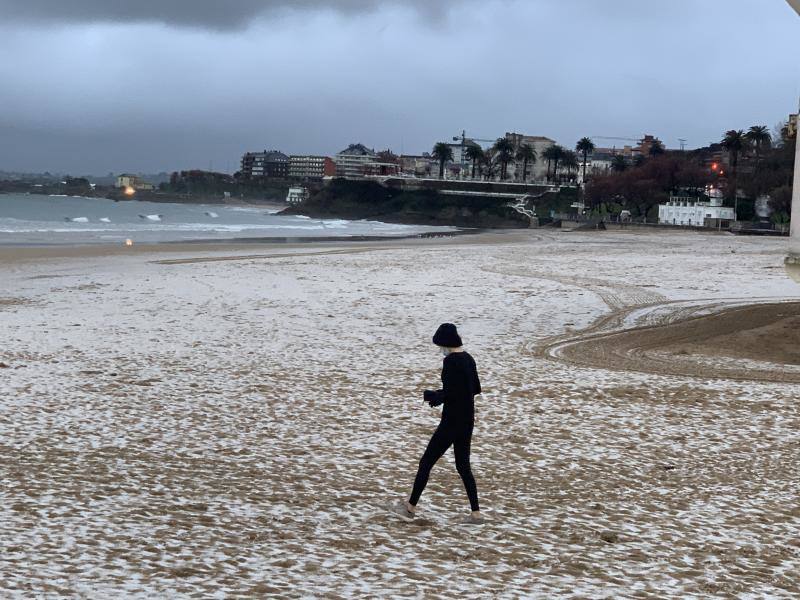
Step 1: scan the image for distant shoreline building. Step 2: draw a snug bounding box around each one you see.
[588,151,615,176]
[289,155,336,179]
[658,189,735,227]
[335,143,377,178]
[399,154,435,178]
[286,186,310,204]
[240,150,289,179]
[115,174,154,191]
[446,139,481,174]
[504,133,556,181]
[637,134,664,156]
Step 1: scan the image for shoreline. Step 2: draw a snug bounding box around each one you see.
[0,228,530,262]
[0,192,476,252]
[0,190,288,209]
[0,227,750,262]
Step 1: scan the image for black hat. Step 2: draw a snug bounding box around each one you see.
[432,323,462,347]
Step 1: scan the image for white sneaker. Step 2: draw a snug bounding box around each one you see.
[387,501,416,522]
[460,513,485,525]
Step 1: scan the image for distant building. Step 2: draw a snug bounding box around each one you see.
[637,134,665,156]
[446,139,482,175]
[286,186,310,204]
[171,170,235,186]
[240,150,289,179]
[594,145,637,160]
[399,154,434,178]
[289,155,336,179]
[658,189,735,226]
[702,149,729,172]
[116,174,154,191]
[504,133,556,181]
[588,152,616,175]
[335,143,377,178]
[363,161,401,177]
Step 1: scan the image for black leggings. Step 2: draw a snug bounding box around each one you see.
[409,425,479,512]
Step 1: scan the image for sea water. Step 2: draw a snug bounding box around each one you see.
[0,194,456,244]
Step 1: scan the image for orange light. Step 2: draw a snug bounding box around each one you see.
[124,186,136,196]
[711,163,718,171]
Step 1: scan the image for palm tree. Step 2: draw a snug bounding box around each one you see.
[611,154,627,172]
[465,145,484,180]
[542,146,554,181]
[561,150,579,180]
[745,125,771,164]
[493,138,515,180]
[481,151,498,181]
[542,145,565,182]
[551,145,566,182]
[542,146,555,181]
[575,137,595,183]
[721,129,746,214]
[431,142,454,179]
[515,144,537,182]
[648,140,665,156]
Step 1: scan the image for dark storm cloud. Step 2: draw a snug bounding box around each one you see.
[0,0,457,29]
[0,0,797,175]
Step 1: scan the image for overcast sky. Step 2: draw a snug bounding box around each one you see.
[0,0,798,175]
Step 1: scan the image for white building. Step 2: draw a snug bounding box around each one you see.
[589,154,615,176]
[504,133,556,182]
[116,174,154,191]
[286,186,309,204]
[335,143,377,178]
[445,140,482,175]
[658,190,735,226]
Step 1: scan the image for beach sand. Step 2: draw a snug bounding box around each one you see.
[2,229,799,597]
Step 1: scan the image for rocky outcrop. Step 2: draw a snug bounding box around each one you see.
[280,179,532,228]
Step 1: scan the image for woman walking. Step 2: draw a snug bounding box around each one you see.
[393,323,483,524]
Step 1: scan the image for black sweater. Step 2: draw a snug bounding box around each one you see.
[426,352,482,427]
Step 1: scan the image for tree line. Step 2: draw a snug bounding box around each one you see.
[428,121,795,223]
[585,123,795,222]
[430,138,594,183]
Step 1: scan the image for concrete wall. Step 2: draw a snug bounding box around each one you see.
[789,101,800,257]
[786,3,799,261]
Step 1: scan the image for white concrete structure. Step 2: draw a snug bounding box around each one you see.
[286,186,309,204]
[785,1,800,275]
[658,192,735,226]
[788,101,800,262]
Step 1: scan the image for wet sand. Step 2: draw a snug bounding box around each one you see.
[544,301,800,383]
[0,229,521,263]
[2,229,799,597]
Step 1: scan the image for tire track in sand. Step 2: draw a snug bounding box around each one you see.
[483,264,800,383]
[540,299,800,383]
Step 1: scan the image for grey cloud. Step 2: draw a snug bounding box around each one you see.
[0,0,796,175]
[0,0,457,29]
